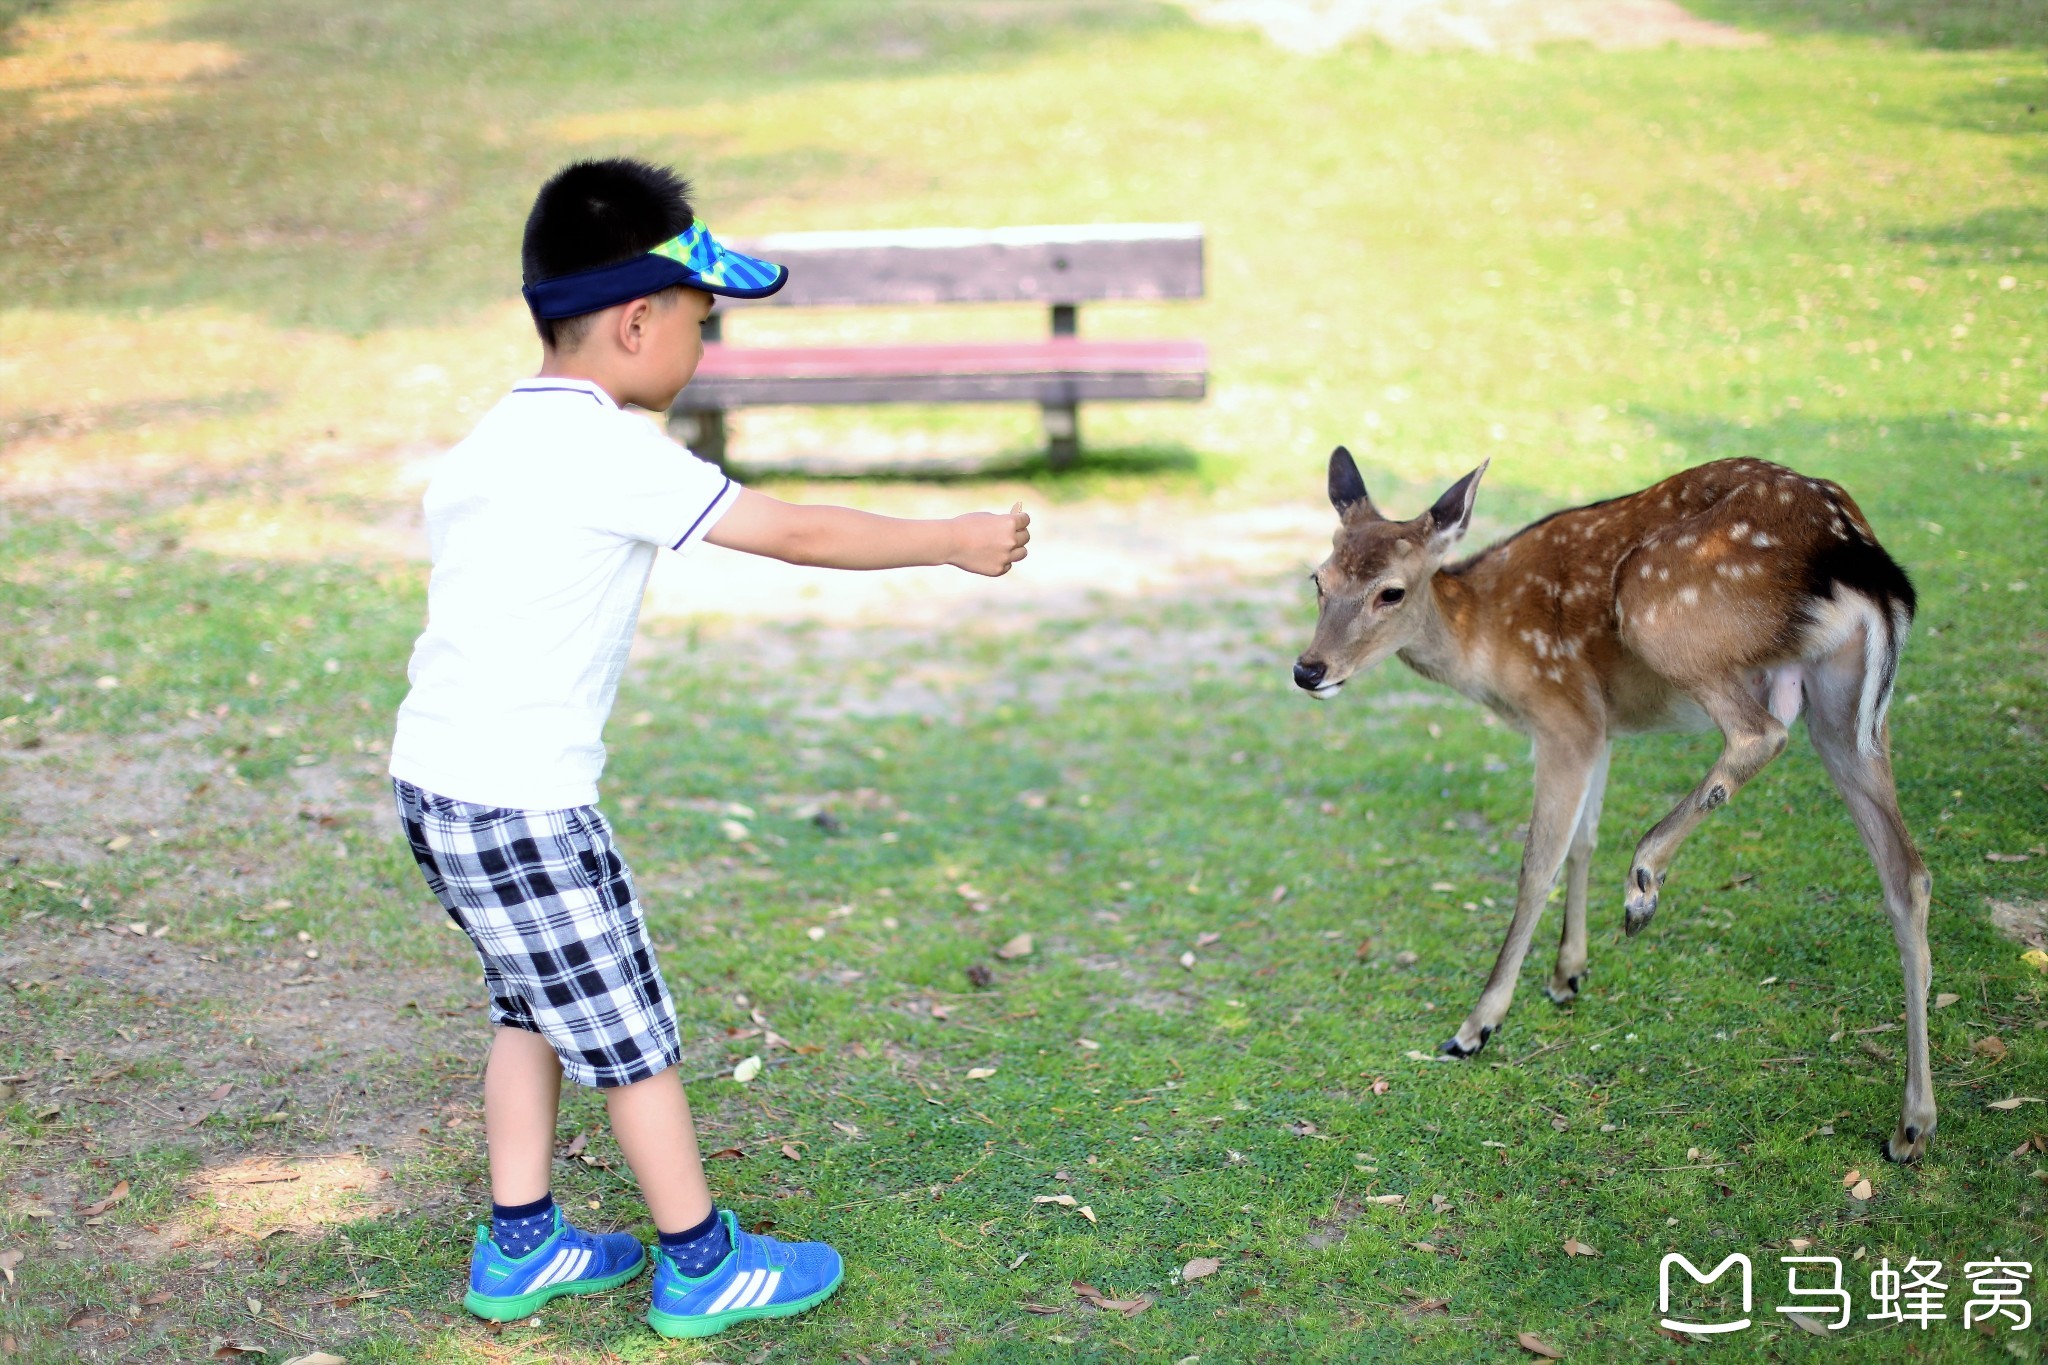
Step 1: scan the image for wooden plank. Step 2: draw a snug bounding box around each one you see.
[718,224,1203,309]
[674,338,1207,409]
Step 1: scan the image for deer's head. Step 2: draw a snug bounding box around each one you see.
[1294,448,1486,697]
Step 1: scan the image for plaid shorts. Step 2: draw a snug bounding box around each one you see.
[392,778,682,1088]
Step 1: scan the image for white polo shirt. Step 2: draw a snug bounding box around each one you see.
[389,378,739,810]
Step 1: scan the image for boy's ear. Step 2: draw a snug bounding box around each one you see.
[613,297,652,352]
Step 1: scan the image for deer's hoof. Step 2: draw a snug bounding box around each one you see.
[1439,1025,1492,1059]
[1544,973,1582,1005]
[1623,866,1660,936]
[1883,1121,1932,1164]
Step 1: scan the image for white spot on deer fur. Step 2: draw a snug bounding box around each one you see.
[1639,563,1653,579]
[1657,567,1671,581]
[1675,533,1697,548]
[1679,586,1700,605]
[1729,521,1749,537]
[1751,532,1773,548]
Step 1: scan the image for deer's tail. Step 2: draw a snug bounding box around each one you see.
[1806,530,1917,760]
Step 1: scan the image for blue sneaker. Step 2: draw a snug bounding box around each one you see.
[462,1209,647,1321]
[646,1210,843,1338]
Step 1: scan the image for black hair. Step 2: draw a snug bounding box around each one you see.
[521,158,695,351]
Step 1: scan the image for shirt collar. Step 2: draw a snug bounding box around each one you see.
[510,377,618,409]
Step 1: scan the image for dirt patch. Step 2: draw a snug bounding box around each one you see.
[1172,0,1763,54]
[1987,898,2048,950]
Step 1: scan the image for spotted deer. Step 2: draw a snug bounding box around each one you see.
[1294,450,1934,1161]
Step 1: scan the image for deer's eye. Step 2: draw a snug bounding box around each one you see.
[1376,587,1406,608]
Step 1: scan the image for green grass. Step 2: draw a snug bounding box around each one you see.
[2,0,2046,1360]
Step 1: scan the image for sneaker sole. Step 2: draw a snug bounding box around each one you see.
[645,1265,844,1339]
[464,1255,647,1322]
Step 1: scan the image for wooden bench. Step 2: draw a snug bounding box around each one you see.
[666,223,1206,470]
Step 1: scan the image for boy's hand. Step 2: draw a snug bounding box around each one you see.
[949,503,1031,577]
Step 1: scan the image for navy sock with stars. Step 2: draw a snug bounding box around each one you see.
[658,1206,732,1278]
[490,1194,558,1258]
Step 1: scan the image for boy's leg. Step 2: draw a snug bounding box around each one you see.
[604,1067,713,1231]
[484,1025,563,1206]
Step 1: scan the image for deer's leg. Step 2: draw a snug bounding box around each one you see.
[1546,740,1610,1005]
[1806,657,1935,1162]
[1622,684,1787,935]
[1443,729,1603,1057]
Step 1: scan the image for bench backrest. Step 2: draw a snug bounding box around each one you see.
[721,223,1204,310]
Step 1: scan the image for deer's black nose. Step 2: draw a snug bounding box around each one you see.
[1294,659,1327,691]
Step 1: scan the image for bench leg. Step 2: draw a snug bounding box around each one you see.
[1042,402,1079,470]
[667,407,729,469]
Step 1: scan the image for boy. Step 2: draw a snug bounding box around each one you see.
[389,158,1029,1339]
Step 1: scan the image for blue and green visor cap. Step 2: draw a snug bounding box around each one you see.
[521,221,788,319]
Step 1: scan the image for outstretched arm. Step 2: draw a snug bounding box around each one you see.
[703,489,1030,576]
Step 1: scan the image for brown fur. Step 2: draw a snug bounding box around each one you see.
[1296,452,1935,1161]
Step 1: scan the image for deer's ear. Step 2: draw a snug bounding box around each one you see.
[1328,446,1378,520]
[1426,460,1488,553]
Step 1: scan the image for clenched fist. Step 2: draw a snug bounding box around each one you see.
[948,502,1032,577]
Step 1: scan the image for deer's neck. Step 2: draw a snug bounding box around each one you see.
[1396,565,1497,706]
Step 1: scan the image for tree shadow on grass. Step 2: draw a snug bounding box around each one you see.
[730,441,1205,488]
[1680,0,2048,50]
[0,0,1180,333]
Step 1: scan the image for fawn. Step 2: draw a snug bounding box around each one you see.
[1294,450,1934,1161]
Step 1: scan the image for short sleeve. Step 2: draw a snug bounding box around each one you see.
[587,416,743,551]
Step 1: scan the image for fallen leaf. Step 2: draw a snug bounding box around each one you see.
[1370,1078,1391,1095]
[1034,1194,1078,1207]
[281,1355,349,1365]
[1178,951,1196,970]
[1849,1179,1874,1200]
[966,1067,997,1080]
[706,1147,746,1160]
[1181,1256,1221,1281]
[80,1180,130,1217]
[1077,1205,1097,1224]
[1986,852,2031,863]
[731,1055,762,1084]
[208,1083,234,1103]
[2023,949,2048,973]
[0,1249,20,1285]
[1406,1295,1451,1314]
[212,1344,266,1360]
[831,1120,861,1137]
[1934,992,1961,1009]
[1020,1302,1061,1314]
[1988,1096,2043,1111]
[1975,1036,2009,1061]
[1783,1311,1829,1337]
[564,1132,588,1158]
[1194,932,1221,949]
[780,1143,802,1162]
[105,835,131,852]
[1563,1237,1599,1258]
[1366,1193,1406,1207]
[1840,1168,1862,1187]
[996,934,1033,960]
[1516,1331,1564,1359]
[1077,1037,1101,1051]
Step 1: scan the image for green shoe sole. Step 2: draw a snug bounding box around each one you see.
[463,1255,646,1322]
[645,1266,844,1339]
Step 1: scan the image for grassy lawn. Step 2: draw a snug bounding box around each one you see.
[2,0,2046,1360]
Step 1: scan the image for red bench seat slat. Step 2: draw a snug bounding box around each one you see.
[675,338,1207,411]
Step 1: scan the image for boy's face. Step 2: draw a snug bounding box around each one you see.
[639,287,717,409]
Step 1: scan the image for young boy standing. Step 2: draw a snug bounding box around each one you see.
[389,158,1029,1339]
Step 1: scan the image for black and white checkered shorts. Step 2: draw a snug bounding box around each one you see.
[392,779,682,1088]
